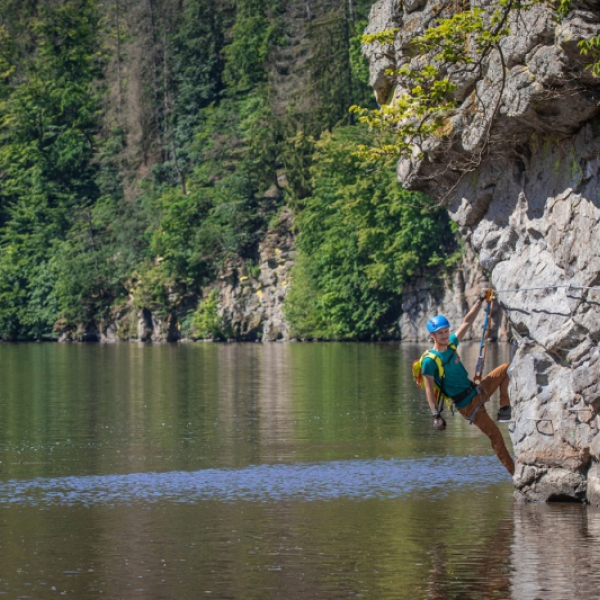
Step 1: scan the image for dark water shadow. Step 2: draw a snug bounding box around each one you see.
[509,502,600,600]
[422,501,600,600]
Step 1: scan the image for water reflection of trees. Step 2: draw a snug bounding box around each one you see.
[417,494,513,600]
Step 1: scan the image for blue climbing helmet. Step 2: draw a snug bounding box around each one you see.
[427,315,450,333]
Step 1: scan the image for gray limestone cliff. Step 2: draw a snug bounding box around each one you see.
[211,208,295,342]
[364,0,600,502]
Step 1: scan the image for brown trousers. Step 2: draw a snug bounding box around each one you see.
[458,363,514,475]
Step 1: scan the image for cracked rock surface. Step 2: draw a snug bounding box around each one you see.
[365,0,600,502]
[215,208,295,342]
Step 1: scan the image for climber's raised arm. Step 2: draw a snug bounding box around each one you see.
[455,290,487,341]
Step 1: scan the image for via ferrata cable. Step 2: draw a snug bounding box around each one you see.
[468,284,599,384]
[483,284,600,346]
[492,284,600,295]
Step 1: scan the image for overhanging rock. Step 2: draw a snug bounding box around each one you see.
[364,0,600,502]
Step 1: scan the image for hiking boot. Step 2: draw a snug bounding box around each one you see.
[497,406,512,422]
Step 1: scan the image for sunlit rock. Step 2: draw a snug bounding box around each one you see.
[364,0,600,502]
[213,208,295,342]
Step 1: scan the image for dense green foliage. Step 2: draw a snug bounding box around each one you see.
[0,0,106,338]
[0,0,459,341]
[285,127,459,340]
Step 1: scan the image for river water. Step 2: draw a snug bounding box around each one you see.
[0,342,598,599]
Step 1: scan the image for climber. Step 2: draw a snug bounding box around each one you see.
[421,292,515,476]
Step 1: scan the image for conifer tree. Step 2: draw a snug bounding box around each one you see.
[0,0,105,338]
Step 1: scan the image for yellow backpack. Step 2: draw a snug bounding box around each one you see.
[412,343,457,408]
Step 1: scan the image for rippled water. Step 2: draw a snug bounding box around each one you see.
[0,342,598,599]
[0,456,507,506]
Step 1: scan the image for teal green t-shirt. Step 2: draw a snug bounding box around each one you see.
[421,333,477,408]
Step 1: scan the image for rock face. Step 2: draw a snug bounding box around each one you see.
[400,243,507,341]
[364,0,600,502]
[213,208,296,341]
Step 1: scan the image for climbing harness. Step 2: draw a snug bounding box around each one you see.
[473,289,495,385]
[457,290,494,425]
[468,385,490,425]
[412,343,458,412]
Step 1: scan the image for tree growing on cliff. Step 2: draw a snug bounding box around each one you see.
[351,0,599,163]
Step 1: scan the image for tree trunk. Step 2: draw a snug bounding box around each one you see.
[343,1,353,123]
[147,0,164,161]
[114,0,123,118]
[161,27,187,195]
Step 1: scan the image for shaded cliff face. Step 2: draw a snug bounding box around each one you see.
[365,0,600,502]
[399,243,508,341]
[214,208,295,342]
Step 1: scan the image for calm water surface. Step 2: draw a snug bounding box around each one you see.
[0,342,598,599]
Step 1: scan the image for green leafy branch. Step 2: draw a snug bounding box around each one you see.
[361,27,398,53]
[351,1,518,159]
[352,0,595,160]
[579,36,600,77]
[351,69,457,159]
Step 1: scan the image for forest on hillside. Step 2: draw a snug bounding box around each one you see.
[0,0,458,341]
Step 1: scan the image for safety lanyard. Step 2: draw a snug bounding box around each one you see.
[473,290,495,384]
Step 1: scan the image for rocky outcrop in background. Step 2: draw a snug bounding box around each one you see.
[59,203,496,343]
[212,208,295,342]
[58,209,296,343]
[364,0,600,502]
